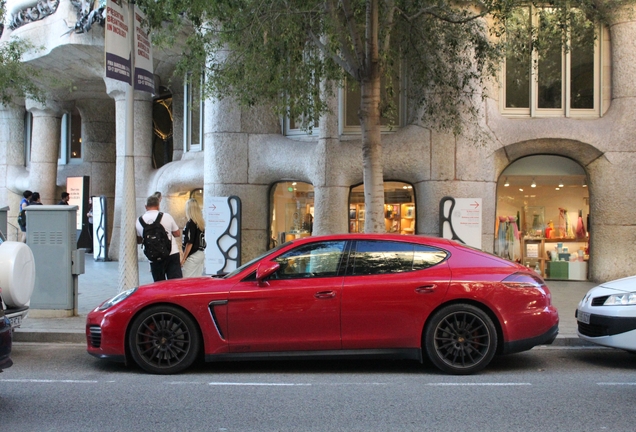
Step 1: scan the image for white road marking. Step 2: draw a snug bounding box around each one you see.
[208,382,312,386]
[0,379,99,384]
[426,383,532,386]
[597,382,636,386]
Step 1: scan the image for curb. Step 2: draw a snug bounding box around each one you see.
[13,331,85,344]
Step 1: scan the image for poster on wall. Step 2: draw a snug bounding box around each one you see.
[205,196,242,275]
[66,176,89,231]
[439,197,482,249]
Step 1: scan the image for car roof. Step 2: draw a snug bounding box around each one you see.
[286,233,456,248]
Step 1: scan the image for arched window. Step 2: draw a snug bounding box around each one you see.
[496,155,589,280]
[269,181,314,248]
[349,181,416,234]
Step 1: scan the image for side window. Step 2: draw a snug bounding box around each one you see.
[352,241,415,275]
[353,241,448,275]
[413,245,448,270]
[274,241,346,279]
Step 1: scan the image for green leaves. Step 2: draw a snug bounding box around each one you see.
[134,0,631,135]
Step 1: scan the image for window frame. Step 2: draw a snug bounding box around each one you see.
[58,110,82,165]
[184,73,204,152]
[500,6,602,119]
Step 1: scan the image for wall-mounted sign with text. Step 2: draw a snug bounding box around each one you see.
[439,197,483,249]
[205,196,242,275]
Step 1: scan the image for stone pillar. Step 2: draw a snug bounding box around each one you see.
[106,79,154,270]
[0,103,27,239]
[171,83,184,161]
[586,12,636,281]
[26,101,62,205]
[313,81,348,235]
[75,98,117,246]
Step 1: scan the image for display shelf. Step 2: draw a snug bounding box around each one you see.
[521,237,546,278]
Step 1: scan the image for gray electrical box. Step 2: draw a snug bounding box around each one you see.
[0,206,8,237]
[26,205,85,315]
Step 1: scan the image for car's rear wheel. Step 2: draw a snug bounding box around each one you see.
[128,305,200,374]
[425,304,497,375]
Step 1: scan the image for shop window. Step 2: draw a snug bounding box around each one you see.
[349,181,416,234]
[496,155,589,281]
[501,7,600,118]
[269,181,314,249]
[184,74,203,152]
[153,86,173,169]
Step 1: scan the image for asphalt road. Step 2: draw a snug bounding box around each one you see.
[1,343,635,431]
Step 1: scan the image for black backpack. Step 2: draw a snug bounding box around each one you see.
[139,213,172,262]
[17,209,27,230]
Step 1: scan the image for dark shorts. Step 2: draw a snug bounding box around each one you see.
[150,253,182,281]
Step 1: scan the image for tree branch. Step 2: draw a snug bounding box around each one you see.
[341,0,365,75]
[308,30,357,78]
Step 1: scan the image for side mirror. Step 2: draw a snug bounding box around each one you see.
[255,261,280,281]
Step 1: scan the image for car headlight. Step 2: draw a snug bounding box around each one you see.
[98,288,137,311]
[604,293,636,305]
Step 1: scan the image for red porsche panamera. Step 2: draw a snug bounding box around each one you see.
[86,234,559,375]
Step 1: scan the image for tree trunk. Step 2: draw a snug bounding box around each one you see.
[360,0,384,233]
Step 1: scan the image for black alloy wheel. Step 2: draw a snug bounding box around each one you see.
[128,305,200,374]
[425,304,497,375]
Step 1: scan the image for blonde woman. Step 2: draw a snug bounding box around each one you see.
[181,199,206,277]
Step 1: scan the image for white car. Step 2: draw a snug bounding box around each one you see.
[576,276,636,351]
[0,233,35,329]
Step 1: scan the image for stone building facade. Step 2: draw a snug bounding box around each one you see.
[1,1,635,286]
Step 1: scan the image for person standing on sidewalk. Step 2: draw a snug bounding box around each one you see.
[135,195,182,281]
[57,192,70,205]
[18,190,32,242]
[181,199,206,277]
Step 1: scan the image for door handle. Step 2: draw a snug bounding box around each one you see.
[315,291,336,299]
[415,285,436,294]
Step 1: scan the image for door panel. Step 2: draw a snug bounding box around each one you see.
[341,241,451,349]
[227,240,347,352]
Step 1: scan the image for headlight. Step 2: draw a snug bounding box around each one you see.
[604,293,636,305]
[98,288,137,311]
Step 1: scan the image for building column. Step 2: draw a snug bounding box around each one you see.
[106,79,153,273]
[0,103,27,239]
[586,11,636,281]
[26,100,63,205]
[312,81,348,235]
[75,98,117,246]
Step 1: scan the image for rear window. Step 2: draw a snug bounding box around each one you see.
[352,240,448,275]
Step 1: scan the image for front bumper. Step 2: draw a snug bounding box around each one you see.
[576,309,636,350]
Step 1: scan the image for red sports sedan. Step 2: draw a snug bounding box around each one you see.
[86,234,559,375]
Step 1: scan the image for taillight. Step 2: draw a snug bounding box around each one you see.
[502,272,546,290]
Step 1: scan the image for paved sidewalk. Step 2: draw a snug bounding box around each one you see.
[14,256,596,346]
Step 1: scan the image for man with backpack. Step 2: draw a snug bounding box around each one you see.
[135,195,183,281]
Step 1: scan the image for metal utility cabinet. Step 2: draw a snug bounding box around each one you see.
[26,205,85,316]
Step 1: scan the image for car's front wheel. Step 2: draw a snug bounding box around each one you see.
[425,304,497,375]
[128,305,200,374]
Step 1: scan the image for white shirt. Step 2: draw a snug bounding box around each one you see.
[135,210,180,256]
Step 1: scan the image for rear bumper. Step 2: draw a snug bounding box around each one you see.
[502,324,559,355]
[0,316,12,371]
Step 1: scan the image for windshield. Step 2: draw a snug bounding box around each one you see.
[223,242,290,278]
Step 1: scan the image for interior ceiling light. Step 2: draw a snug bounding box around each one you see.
[504,177,509,187]
[292,182,297,186]
[558,179,564,188]
[531,178,536,188]
[519,188,524,192]
[583,179,587,187]
[555,187,560,190]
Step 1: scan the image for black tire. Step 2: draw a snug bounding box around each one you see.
[425,304,497,375]
[128,305,200,374]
